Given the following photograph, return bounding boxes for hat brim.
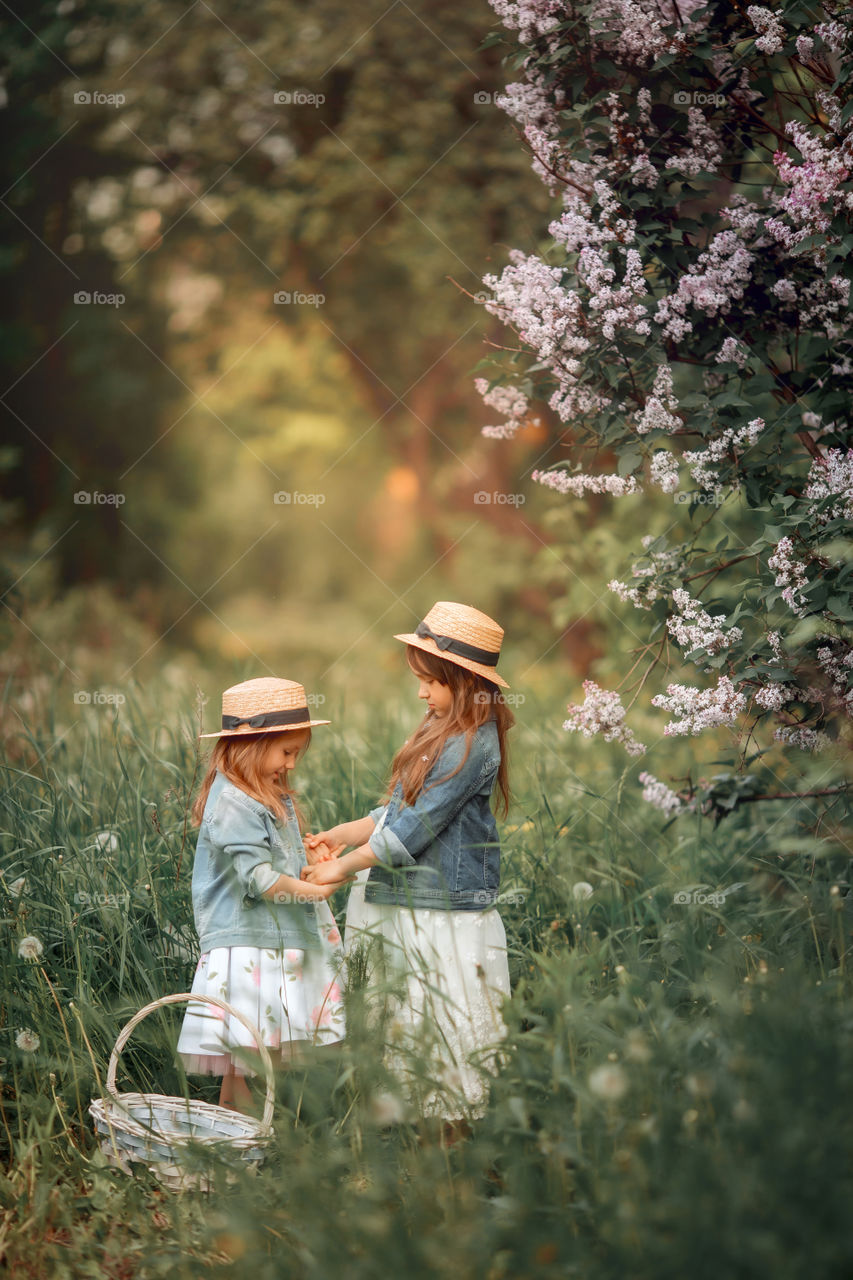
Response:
[199,718,331,739]
[394,633,510,689]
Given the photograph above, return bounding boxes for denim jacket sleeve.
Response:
[368,732,493,868]
[207,789,278,906]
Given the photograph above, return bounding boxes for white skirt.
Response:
[175,902,346,1078]
[344,868,510,1119]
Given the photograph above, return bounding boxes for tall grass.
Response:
[0,675,850,1278]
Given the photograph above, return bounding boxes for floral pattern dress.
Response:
[176,903,346,1077]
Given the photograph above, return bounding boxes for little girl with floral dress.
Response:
[175,677,347,1112]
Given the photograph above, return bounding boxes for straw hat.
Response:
[199,678,330,738]
[394,602,509,688]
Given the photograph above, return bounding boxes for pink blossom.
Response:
[747,6,786,55]
[656,229,755,340]
[634,364,681,435]
[804,448,853,523]
[638,771,691,814]
[667,588,743,656]
[310,1004,333,1029]
[774,725,831,752]
[533,468,641,497]
[767,537,810,615]
[474,377,537,439]
[651,676,747,736]
[649,451,680,493]
[563,680,647,755]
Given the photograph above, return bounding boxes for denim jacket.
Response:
[364,720,502,911]
[191,771,321,952]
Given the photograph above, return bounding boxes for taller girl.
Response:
[303,602,514,1124]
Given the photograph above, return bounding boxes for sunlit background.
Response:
[1,0,627,725]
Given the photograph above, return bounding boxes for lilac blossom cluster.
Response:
[766,120,853,250]
[634,363,681,435]
[747,6,786,56]
[649,450,680,493]
[608,537,687,608]
[682,418,765,497]
[774,725,832,752]
[655,227,755,342]
[753,683,795,711]
[478,0,853,796]
[651,676,748,737]
[804,448,853,523]
[767,536,810,616]
[666,588,744,657]
[638,771,691,814]
[532,468,641,497]
[474,378,538,439]
[816,637,853,715]
[563,679,647,756]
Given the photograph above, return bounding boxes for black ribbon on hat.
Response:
[415,620,499,666]
[221,707,310,730]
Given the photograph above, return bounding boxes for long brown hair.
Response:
[387,646,514,817]
[191,729,311,826]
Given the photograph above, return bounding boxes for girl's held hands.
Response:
[305,829,343,850]
[302,836,346,866]
[301,860,354,887]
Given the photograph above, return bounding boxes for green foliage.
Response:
[0,674,850,1275]
[473,0,853,832]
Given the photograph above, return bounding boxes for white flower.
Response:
[16,1029,40,1053]
[635,363,681,435]
[666,588,743,656]
[94,831,119,853]
[367,1090,409,1126]
[533,468,642,498]
[17,935,44,961]
[649,451,680,493]
[638,772,689,815]
[588,1063,628,1101]
[563,680,647,755]
[774,725,831,752]
[652,675,747,736]
[572,881,594,900]
[747,6,786,55]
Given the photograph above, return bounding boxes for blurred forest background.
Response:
[1,0,628,723]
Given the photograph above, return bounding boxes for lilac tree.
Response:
[476,1,852,821]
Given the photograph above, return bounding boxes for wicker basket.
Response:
[88,992,276,1192]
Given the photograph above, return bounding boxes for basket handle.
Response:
[106,992,276,1132]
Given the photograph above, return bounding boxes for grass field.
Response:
[1,675,851,1278]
